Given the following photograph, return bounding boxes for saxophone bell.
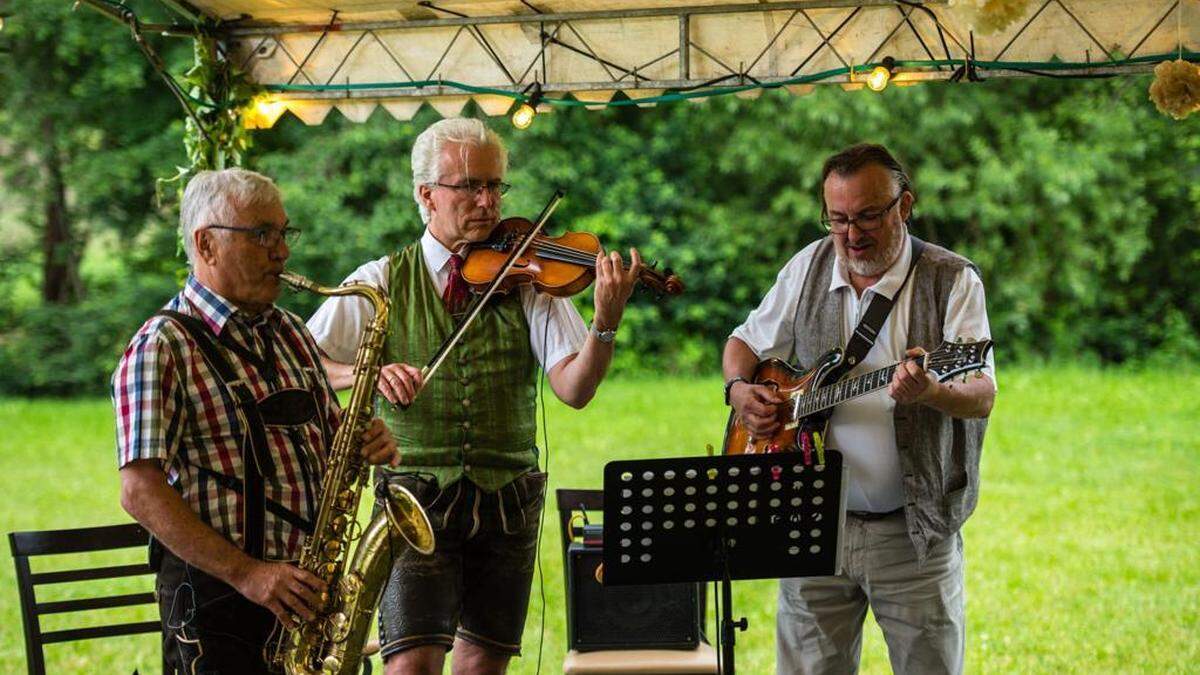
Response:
[383,483,436,555]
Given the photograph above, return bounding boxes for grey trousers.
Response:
[776,512,965,675]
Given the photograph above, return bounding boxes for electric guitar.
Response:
[723,339,993,456]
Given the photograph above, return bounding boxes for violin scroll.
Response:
[637,260,685,298]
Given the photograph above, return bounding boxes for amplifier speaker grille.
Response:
[567,545,703,652]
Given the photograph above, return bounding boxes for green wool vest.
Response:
[377,242,539,492]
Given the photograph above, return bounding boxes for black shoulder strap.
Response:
[157,310,240,382]
[827,235,926,381]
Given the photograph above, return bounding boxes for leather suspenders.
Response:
[156,310,313,559]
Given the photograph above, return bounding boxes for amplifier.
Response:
[566,543,703,652]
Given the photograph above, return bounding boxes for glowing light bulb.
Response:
[866,66,891,91]
[866,57,895,92]
[243,96,286,129]
[511,103,536,130]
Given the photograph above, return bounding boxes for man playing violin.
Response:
[723,144,995,675]
[307,117,641,675]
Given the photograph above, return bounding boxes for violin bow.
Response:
[398,189,566,409]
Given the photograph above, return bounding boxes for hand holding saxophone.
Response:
[352,414,400,466]
[232,559,327,629]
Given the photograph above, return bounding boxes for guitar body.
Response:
[721,338,992,456]
[723,348,845,455]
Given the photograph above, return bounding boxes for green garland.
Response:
[157,38,262,205]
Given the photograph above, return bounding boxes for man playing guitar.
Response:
[722,144,995,675]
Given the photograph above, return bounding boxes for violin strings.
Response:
[509,232,659,276]
[529,240,637,270]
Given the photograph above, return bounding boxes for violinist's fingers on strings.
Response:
[627,248,643,281]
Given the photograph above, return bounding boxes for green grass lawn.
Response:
[2,367,1198,673]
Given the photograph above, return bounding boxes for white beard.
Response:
[845,224,906,278]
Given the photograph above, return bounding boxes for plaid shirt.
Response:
[112,276,341,560]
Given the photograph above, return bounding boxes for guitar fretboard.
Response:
[782,340,989,424]
[794,363,899,418]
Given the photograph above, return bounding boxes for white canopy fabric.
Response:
[184,0,1197,125]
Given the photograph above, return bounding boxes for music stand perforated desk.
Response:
[602,452,847,675]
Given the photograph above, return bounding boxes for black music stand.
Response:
[602,452,847,675]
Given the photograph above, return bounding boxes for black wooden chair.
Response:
[9,522,163,674]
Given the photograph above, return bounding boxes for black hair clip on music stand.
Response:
[602,452,847,674]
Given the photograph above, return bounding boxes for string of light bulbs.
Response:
[259,50,1199,128]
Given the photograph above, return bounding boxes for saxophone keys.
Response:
[323,540,343,558]
[339,573,362,601]
[323,611,351,642]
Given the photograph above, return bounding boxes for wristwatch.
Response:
[724,376,749,405]
[591,323,617,343]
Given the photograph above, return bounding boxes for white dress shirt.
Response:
[731,235,996,512]
[307,229,588,372]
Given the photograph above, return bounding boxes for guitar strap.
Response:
[824,235,926,383]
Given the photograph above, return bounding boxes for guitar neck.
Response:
[793,361,906,419]
[779,339,989,426]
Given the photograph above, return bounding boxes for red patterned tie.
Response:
[443,254,469,314]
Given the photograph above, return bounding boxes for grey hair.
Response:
[411,118,508,223]
[819,143,916,219]
[180,168,282,266]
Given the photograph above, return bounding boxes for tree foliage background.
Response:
[1,0,1197,396]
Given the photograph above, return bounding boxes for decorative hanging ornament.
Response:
[949,0,1032,35]
[1149,59,1200,120]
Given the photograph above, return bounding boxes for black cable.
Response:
[714,577,722,674]
[533,294,554,674]
[895,0,954,64]
[82,0,217,147]
[676,73,739,92]
[1002,67,1117,79]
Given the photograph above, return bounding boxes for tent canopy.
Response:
[170,1,1196,124]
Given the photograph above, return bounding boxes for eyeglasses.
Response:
[821,193,902,234]
[205,223,301,248]
[432,180,512,197]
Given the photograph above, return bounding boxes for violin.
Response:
[460,216,685,298]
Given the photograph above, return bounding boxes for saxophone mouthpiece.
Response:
[278,270,315,293]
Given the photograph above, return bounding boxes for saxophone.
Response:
[272,271,435,675]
